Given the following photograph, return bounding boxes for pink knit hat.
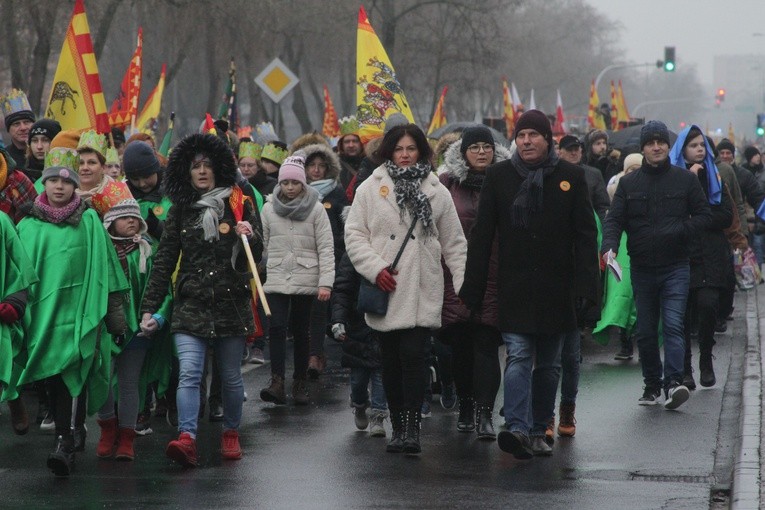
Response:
[278,153,307,184]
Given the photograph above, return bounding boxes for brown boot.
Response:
[96,417,119,458]
[114,428,136,461]
[557,402,576,437]
[260,374,286,405]
[7,397,29,435]
[307,355,323,379]
[292,379,309,406]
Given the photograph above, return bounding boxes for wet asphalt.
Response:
[0,292,748,509]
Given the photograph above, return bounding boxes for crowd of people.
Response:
[1,85,764,474]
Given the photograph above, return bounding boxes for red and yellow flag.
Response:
[588,80,606,130]
[321,85,341,138]
[202,113,216,135]
[616,80,630,126]
[502,79,515,136]
[46,0,110,133]
[356,6,414,143]
[108,28,143,129]
[427,86,448,135]
[609,81,619,131]
[135,63,166,135]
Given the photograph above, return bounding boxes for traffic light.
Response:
[664,47,676,72]
[715,88,726,107]
[757,113,765,137]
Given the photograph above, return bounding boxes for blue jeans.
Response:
[630,263,690,391]
[350,368,387,411]
[501,332,566,437]
[175,333,245,438]
[559,329,581,405]
[752,233,765,266]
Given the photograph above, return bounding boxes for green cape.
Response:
[0,213,38,395]
[593,232,637,345]
[11,209,129,412]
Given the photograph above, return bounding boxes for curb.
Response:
[731,286,762,509]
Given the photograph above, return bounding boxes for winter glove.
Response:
[375,268,398,292]
[0,302,20,324]
[331,323,347,341]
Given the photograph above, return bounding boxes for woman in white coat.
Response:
[345,124,467,455]
[259,154,335,406]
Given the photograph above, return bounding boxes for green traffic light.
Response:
[664,62,675,72]
[757,127,765,137]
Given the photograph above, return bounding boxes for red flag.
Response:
[109,28,143,129]
[321,85,341,138]
[553,89,567,136]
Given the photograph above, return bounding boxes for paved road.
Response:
[0,292,750,509]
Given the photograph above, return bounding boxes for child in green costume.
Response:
[14,149,128,477]
[94,189,172,462]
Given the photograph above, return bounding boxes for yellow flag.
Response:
[427,86,448,135]
[356,6,414,143]
[46,0,110,132]
[502,78,515,136]
[616,80,630,126]
[588,80,605,130]
[135,63,166,135]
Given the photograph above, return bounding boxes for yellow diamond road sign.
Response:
[255,58,299,103]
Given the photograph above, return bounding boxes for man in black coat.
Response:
[601,121,711,410]
[460,110,599,459]
[558,134,611,223]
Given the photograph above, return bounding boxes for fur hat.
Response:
[123,141,160,179]
[513,109,553,146]
[301,143,341,181]
[278,154,307,185]
[640,121,670,148]
[290,132,330,153]
[164,133,238,206]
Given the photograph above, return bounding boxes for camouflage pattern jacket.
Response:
[141,199,263,339]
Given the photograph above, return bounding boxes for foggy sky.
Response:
[586,0,765,87]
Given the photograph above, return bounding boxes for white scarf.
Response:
[191,187,232,242]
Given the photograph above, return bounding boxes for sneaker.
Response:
[40,412,55,433]
[664,383,690,410]
[420,399,431,418]
[497,430,533,460]
[439,383,457,410]
[221,429,242,460]
[638,386,661,406]
[166,432,198,467]
[531,436,553,456]
[241,345,250,364]
[352,403,369,430]
[369,410,387,437]
[249,348,265,365]
[135,412,153,436]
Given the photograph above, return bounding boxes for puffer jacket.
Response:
[261,192,335,295]
[436,140,511,329]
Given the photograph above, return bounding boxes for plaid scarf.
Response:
[0,170,38,224]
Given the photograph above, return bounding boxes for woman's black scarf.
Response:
[384,159,435,236]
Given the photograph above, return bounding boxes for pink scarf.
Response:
[34,192,82,224]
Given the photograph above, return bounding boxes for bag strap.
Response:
[389,217,418,271]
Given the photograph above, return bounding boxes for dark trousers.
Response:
[377,327,430,412]
[442,323,501,407]
[267,293,313,379]
[49,375,86,437]
[685,287,720,360]
[309,298,329,357]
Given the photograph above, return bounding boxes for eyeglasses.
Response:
[467,144,494,154]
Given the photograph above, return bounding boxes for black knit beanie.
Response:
[123,141,160,179]
[460,126,494,155]
[640,121,670,148]
[28,118,61,143]
[716,138,735,155]
[513,109,553,146]
[744,146,761,163]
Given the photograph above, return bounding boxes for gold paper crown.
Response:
[239,141,262,160]
[105,147,120,165]
[261,143,288,165]
[339,116,360,136]
[44,148,79,172]
[77,130,108,158]
[91,180,133,217]
[1,88,32,119]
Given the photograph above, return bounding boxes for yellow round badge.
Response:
[219,223,231,234]
[380,186,389,197]
[324,202,332,209]
[559,181,571,192]
[153,205,164,216]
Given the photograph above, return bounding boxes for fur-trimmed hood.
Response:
[164,133,238,205]
[300,143,342,181]
[436,139,513,182]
